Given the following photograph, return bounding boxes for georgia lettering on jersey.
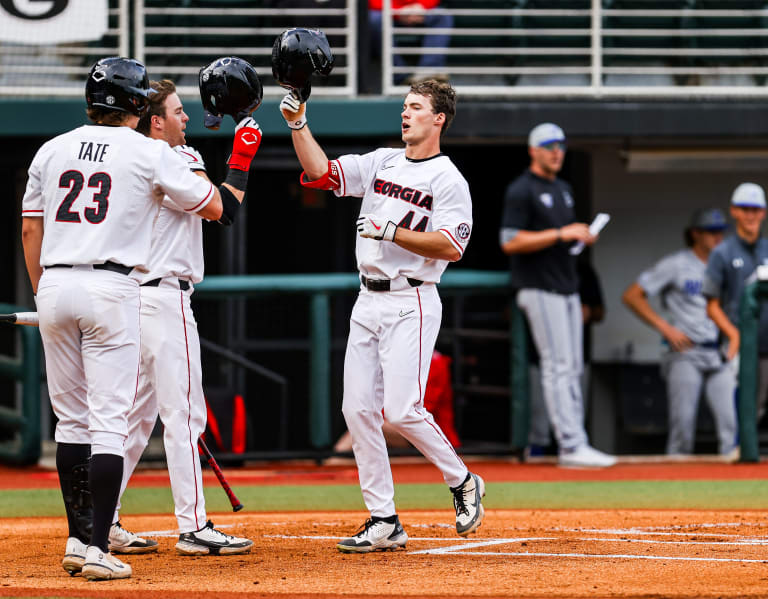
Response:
[333,147,473,282]
[21,126,214,272]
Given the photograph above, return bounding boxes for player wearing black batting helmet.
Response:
[272,27,334,102]
[85,57,155,116]
[199,56,262,130]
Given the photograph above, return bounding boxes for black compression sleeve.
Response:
[224,167,249,191]
[217,185,241,226]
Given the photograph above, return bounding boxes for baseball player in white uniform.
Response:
[280,79,485,553]
[110,80,254,556]
[20,57,260,581]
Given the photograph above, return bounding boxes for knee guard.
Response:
[59,462,93,542]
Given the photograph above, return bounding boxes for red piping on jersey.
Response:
[180,291,201,528]
[335,160,347,196]
[438,228,464,254]
[186,183,214,212]
[22,209,43,214]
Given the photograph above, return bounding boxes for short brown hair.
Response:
[85,107,133,126]
[136,79,176,135]
[409,79,457,135]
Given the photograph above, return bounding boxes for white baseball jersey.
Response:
[21,125,214,270]
[143,196,204,283]
[334,148,473,281]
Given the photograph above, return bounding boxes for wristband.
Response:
[224,167,249,192]
[287,115,307,130]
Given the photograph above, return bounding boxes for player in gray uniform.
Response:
[500,123,616,468]
[623,208,737,456]
[703,183,768,420]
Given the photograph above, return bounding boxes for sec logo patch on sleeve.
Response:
[456,223,471,242]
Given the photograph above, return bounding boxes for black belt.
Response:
[696,341,720,350]
[48,261,133,276]
[141,278,190,291]
[360,274,423,292]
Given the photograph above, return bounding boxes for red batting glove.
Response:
[228,116,262,171]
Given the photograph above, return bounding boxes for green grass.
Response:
[3,479,768,518]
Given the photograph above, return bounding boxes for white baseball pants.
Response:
[115,281,207,533]
[517,288,588,451]
[36,267,141,455]
[342,284,467,518]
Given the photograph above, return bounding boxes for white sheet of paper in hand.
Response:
[569,212,610,255]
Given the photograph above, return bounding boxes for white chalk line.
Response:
[265,528,768,563]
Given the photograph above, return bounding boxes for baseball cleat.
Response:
[62,536,87,576]
[558,444,617,468]
[108,521,159,554]
[175,520,253,556]
[452,472,485,536]
[337,515,408,553]
[81,545,132,581]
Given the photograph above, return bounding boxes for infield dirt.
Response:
[2,508,768,598]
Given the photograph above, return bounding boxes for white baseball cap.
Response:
[731,182,767,208]
[528,122,566,148]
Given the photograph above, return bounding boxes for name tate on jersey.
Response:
[78,142,109,163]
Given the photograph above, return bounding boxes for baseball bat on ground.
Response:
[198,437,244,512]
[0,312,39,326]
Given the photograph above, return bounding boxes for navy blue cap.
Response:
[689,208,727,231]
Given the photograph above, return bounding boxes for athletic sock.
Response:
[89,453,124,552]
[56,442,91,543]
[371,514,398,524]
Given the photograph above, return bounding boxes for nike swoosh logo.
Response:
[381,165,395,170]
[370,220,381,230]
[399,309,415,317]
[179,151,199,162]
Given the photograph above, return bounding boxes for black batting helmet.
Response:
[199,57,263,128]
[272,28,334,99]
[85,57,155,116]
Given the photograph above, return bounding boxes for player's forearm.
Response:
[501,228,559,254]
[291,126,329,180]
[706,298,738,339]
[196,185,245,222]
[622,283,669,334]
[21,217,44,294]
[393,228,461,262]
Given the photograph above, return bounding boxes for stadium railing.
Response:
[3,1,768,99]
[380,0,768,97]
[736,274,768,462]
[0,303,41,465]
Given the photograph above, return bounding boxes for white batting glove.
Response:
[174,145,206,173]
[235,116,260,133]
[357,213,397,242]
[279,91,307,130]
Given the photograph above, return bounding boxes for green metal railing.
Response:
[0,303,42,465]
[737,278,768,462]
[195,270,529,450]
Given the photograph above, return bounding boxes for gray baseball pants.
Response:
[661,348,737,455]
[517,289,588,451]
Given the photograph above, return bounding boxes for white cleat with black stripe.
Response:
[337,516,408,553]
[62,537,87,576]
[108,521,158,554]
[175,520,253,556]
[452,472,486,536]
